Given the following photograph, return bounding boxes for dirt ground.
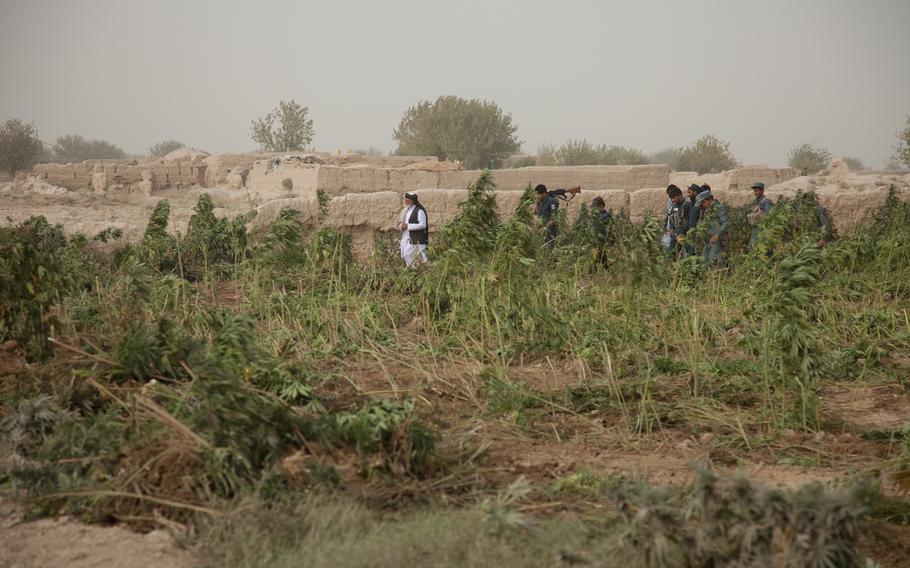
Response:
[0,494,195,568]
[2,355,910,565]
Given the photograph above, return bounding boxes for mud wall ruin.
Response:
[245,162,672,204]
[252,172,910,258]
[20,152,910,259]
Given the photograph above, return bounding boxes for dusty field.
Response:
[3,169,910,566]
[0,494,194,568]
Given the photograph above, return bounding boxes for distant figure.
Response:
[695,190,729,265]
[535,184,559,248]
[399,192,428,267]
[662,185,681,253]
[591,196,613,242]
[681,183,706,256]
[815,205,834,249]
[747,182,773,251]
[591,196,613,267]
[665,185,692,257]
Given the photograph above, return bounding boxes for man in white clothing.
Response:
[399,192,429,267]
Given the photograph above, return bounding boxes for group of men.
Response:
[398,182,787,267]
[663,182,774,263]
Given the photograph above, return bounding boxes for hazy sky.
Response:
[2,0,908,167]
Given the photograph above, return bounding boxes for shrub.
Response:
[345,146,384,156]
[647,146,680,167]
[893,115,910,169]
[672,135,737,174]
[0,118,45,175]
[251,99,314,152]
[49,134,126,163]
[393,95,521,169]
[148,140,185,157]
[0,217,75,355]
[612,469,873,567]
[510,155,537,168]
[535,140,648,166]
[788,142,832,175]
[842,156,864,170]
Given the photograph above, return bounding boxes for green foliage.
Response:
[613,470,872,567]
[251,99,315,152]
[93,227,123,243]
[148,139,185,157]
[788,142,833,175]
[536,140,648,166]
[134,199,179,273]
[750,191,835,258]
[0,118,45,175]
[758,242,822,430]
[183,193,253,278]
[893,115,910,169]
[672,135,737,174]
[113,316,200,380]
[1,395,71,463]
[5,157,910,558]
[431,171,500,260]
[254,203,352,282]
[49,134,126,162]
[393,95,521,169]
[129,195,252,280]
[0,217,75,355]
[331,398,435,474]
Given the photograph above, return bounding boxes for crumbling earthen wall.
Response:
[245,162,671,204]
[669,166,799,192]
[34,158,207,193]
[252,175,910,255]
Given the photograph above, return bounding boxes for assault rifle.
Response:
[549,186,581,203]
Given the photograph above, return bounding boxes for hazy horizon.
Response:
[2,0,908,168]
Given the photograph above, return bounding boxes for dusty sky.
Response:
[1,0,908,167]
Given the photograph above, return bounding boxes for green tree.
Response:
[393,95,521,169]
[251,99,314,152]
[648,146,680,167]
[148,140,185,157]
[893,115,910,169]
[672,135,737,174]
[0,118,45,175]
[50,135,126,162]
[787,142,832,175]
[842,156,864,170]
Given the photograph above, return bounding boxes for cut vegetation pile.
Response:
[3,174,910,566]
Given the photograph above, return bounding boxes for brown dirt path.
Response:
[0,495,195,568]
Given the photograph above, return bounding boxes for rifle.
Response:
[549,186,581,203]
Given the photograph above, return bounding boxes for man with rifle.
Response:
[535,184,559,248]
[534,184,580,248]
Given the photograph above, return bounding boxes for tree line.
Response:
[2,98,909,176]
